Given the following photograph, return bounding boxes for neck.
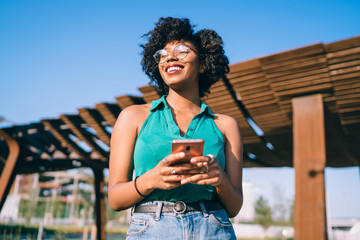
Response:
[166,88,201,112]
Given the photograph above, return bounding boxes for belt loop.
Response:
[199,201,209,217]
[131,206,135,216]
[155,202,163,220]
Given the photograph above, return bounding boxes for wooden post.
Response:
[92,167,106,240]
[292,94,327,240]
[0,130,20,211]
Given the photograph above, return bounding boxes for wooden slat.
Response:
[60,115,108,162]
[324,35,360,52]
[78,108,111,147]
[138,85,160,103]
[95,103,120,127]
[116,95,145,109]
[42,119,87,159]
[259,43,324,64]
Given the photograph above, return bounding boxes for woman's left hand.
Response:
[180,155,225,187]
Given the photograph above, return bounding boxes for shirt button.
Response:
[185,135,189,138]
[188,128,193,131]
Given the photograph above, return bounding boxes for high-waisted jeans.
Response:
[126,201,236,240]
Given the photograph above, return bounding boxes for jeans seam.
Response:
[209,213,233,228]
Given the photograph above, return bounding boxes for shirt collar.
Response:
[150,95,216,118]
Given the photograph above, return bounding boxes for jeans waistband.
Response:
[132,200,223,215]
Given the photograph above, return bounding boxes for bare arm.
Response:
[215,115,243,217]
[108,105,146,211]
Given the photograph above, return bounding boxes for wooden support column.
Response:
[0,130,20,211]
[292,94,327,240]
[92,167,106,240]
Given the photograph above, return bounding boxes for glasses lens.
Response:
[154,49,168,63]
[175,45,189,60]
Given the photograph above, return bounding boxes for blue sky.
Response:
[1,0,359,218]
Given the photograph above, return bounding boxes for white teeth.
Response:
[167,66,182,72]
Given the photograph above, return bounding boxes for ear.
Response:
[199,63,205,74]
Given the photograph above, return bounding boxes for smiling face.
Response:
[158,40,204,94]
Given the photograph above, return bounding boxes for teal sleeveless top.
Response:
[133,96,225,203]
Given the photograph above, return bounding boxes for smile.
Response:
[166,64,184,74]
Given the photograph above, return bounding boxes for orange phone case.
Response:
[171,139,204,162]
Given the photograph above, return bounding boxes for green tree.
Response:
[288,198,294,226]
[272,185,289,226]
[254,196,273,232]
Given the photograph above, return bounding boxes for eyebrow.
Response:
[163,44,190,51]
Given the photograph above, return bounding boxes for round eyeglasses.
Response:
[153,45,198,64]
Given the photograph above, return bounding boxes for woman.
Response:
[108,17,243,239]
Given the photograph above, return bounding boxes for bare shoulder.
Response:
[118,103,151,119]
[113,103,152,131]
[213,113,241,136]
[214,113,239,128]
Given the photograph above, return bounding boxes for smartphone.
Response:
[171,139,204,163]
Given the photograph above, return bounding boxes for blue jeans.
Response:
[126,202,236,240]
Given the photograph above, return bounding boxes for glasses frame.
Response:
[153,44,198,64]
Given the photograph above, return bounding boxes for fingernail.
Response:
[178,152,185,157]
[181,180,187,184]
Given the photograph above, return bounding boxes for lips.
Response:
[165,64,184,74]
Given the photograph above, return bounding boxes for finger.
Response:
[183,164,213,174]
[180,170,218,184]
[160,164,198,175]
[162,174,194,182]
[163,152,186,166]
[190,155,217,167]
[192,178,219,185]
[160,182,182,189]
[184,168,205,174]
[189,157,209,168]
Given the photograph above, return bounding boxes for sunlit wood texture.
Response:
[0,129,19,210]
[116,95,146,109]
[95,103,121,127]
[264,43,331,166]
[60,114,108,161]
[326,37,360,163]
[228,59,291,135]
[42,119,90,160]
[228,35,360,167]
[203,80,287,167]
[138,85,161,103]
[78,108,111,147]
[227,59,292,166]
[204,80,259,144]
[292,94,327,240]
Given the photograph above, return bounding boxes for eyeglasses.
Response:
[153,45,198,64]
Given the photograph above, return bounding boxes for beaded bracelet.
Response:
[134,176,147,198]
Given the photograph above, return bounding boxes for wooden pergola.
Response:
[1,35,359,240]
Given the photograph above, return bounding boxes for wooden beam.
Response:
[0,129,20,211]
[91,167,106,240]
[292,94,327,240]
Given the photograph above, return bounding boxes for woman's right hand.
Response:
[138,152,201,193]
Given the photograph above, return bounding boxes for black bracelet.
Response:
[134,176,147,198]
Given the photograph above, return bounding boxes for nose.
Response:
[165,49,178,62]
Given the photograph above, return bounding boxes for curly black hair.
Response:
[140,17,230,97]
